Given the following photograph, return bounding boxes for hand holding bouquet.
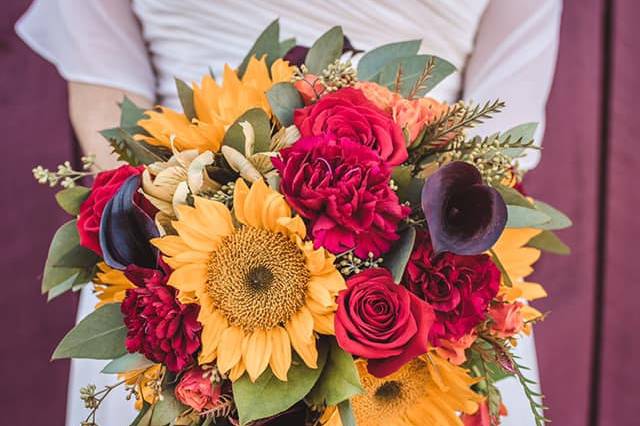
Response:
[34,22,571,426]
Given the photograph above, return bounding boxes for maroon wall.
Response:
[1,1,638,425]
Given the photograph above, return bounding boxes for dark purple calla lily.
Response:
[421,161,507,255]
[283,36,363,67]
[99,174,159,270]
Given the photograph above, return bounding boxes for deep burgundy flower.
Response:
[402,230,500,345]
[121,266,202,373]
[336,268,435,377]
[293,87,407,166]
[273,134,410,257]
[77,165,143,255]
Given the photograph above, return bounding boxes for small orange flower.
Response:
[435,333,477,365]
[489,302,525,339]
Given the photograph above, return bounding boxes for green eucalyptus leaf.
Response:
[267,82,304,127]
[495,185,533,208]
[382,227,417,283]
[391,166,423,206]
[377,55,455,97]
[279,37,297,57]
[505,206,551,228]
[42,220,97,294]
[175,78,196,121]
[526,230,571,255]
[499,123,538,158]
[55,186,91,215]
[222,108,272,154]
[357,40,421,81]
[305,26,344,74]
[532,201,572,230]
[100,127,167,166]
[307,339,363,406]
[46,275,76,302]
[101,353,155,374]
[52,303,127,360]
[120,96,148,129]
[233,343,328,426]
[338,400,357,426]
[238,19,280,77]
[130,403,151,426]
[147,389,187,426]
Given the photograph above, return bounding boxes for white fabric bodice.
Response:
[131,0,488,108]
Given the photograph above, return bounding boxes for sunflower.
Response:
[322,354,482,426]
[152,178,344,382]
[136,57,294,153]
[93,262,135,308]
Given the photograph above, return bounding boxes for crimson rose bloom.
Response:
[77,165,143,255]
[402,230,500,345]
[293,87,408,166]
[121,266,202,373]
[273,134,410,257]
[335,268,435,377]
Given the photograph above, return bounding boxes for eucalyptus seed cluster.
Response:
[206,181,236,207]
[337,251,384,277]
[320,59,357,92]
[32,155,96,188]
[447,136,517,186]
[79,384,99,409]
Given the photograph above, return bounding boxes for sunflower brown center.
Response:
[206,226,310,331]
[374,381,403,401]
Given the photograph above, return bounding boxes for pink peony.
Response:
[293,87,407,166]
[175,367,222,412]
[272,134,410,258]
[121,266,202,373]
[402,230,500,345]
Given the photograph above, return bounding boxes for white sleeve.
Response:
[15,0,156,100]
[463,0,562,171]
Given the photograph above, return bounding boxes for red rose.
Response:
[174,367,223,412]
[121,266,202,373]
[402,231,500,345]
[335,268,435,377]
[77,165,143,255]
[272,134,410,258]
[293,87,407,166]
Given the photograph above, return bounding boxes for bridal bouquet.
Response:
[34,22,571,426]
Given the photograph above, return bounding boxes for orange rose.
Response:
[293,74,325,104]
[489,302,525,338]
[435,333,476,365]
[355,81,398,111]
[392,97,447,142]
[174,368,222,412]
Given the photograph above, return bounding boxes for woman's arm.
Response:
[68,83,152,169]
[463,0,562,171]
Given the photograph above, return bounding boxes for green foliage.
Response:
[499,123,538,158]
[232,343,329,425]
[506,205,551,228]
[52,303,127,360]
[119,96,148,129]
[42,220,98,299]
[307,339,363,406]
[527,230,571,255]
[495,185,531,208]
[267,82,304,127]
[338,400,357,426]
[305,26,344,74]
[382,227,417,283]
[532,201,572,230]
[357,40,421,81]
[175,78,196,121]
[55,186,91,215]
[238,19,281,77]
[100,127,167,166]
[279,37,297,57]
[101,353,155,374]
[222,108,272,154]
[391,165,423,206]
[377,55,455,98]
[134,389,187,426]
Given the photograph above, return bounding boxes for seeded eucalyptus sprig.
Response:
[32,155,97,188]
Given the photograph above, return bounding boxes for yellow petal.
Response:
[233,178,250,225]
[198,311,229,364]
[151,235,192,256]
[269,327,292,381]
[311,311,335,335]
[242,178,270,228]
[229,358,246,381]
[285,307,318,368]
[217,326,245,374]
[276,216,307,239]
[167,264,207,293]
[261,192,291,233]
[193,196,235,236]
[307,277,335,308]
[244,329,272,382]
[172,220,220,253]
[163,250,210,270]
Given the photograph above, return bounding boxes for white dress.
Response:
[16,1,562,425]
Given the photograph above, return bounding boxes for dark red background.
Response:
[1,1,638,425]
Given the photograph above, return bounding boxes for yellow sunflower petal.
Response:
[150,235,192,256]
[163,250,210,270]
[269,327,292,381]
[244,329,272,382]
[242,178,270,228]
[307,277,335,308]
[285,307,318,368]
[167,264,207,293]
[232,178,250,225]
[276,216,307,239]
[229,358,247,381]
[217,326,245,374]
[198,311,229,364]
[193,196,235,236]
